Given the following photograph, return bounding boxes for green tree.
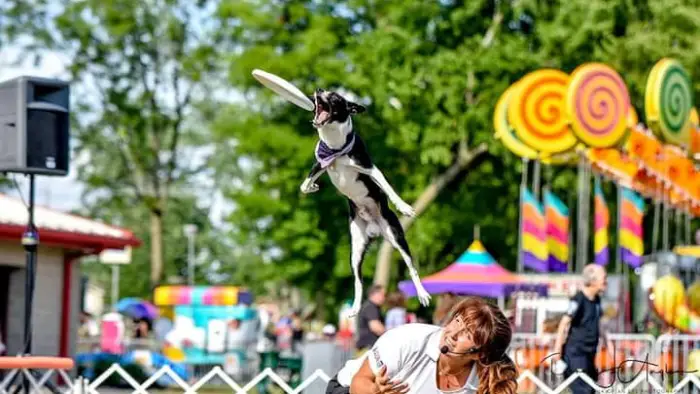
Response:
[41,0,225,289]
[0,0,51,50]
[211,0,700,318]
[209,0,540,317]
[80,195,229,300]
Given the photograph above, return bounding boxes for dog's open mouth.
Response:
[313,94,331,127]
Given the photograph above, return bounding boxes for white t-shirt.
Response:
[338,352,369,386]
[367,323,479,394]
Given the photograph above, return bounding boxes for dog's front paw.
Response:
[416,287,432,307]
[300,180,319,194]
[395,201,416,217]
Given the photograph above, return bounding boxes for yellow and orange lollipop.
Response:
[494,82,538,160]
[508,69,578,154]
[494,80,576,165]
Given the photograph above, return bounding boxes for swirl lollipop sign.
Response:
[494,82,538,160]
[566,63,631,148]
[507,69,578,154]
[645,58,694,146]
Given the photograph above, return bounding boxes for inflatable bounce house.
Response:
[154,285,256,377]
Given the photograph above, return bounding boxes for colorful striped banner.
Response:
[521,187,548,272]
[619,187,645,268]
[594,177,610,265]
[544,190,569,272]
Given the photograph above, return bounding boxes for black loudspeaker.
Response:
[0,76,70,176]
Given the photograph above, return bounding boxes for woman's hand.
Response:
[373,366,409,394]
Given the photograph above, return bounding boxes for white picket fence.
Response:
[5,333,700,393]
[2,362,700,393]
[43,366,700,394]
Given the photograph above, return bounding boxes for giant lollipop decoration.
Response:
[508,69,578,154]
[495,81,576,164]
[494,82,538,160]
[645,59,694,146]
[566,63,631,148]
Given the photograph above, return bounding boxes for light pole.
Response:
[184,224,198,286]
[99,247,132,307]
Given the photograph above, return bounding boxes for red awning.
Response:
[0,194,140,252]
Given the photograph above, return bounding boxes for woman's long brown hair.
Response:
[446,297,518,394]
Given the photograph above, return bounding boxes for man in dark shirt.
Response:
[355,285,386,355]
[552,264,613,394]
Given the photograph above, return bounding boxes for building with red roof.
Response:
[0,193,140,359]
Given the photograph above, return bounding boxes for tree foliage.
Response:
[210,0,700,317]
[81,195,229,300]
[10,0,700,317]
[41,0,226,290]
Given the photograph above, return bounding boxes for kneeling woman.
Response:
[349,297,518,394]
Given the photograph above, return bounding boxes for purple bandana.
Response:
[315,133,355,168]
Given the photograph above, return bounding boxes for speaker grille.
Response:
[26,109,69,172]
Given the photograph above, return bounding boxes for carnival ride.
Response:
[643,246,700,335]
[493,58,699,379]
[494,58,698,280]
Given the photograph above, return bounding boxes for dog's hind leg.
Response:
[348,217,371,317]
[379,208,432,307]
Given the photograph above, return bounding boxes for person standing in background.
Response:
[290,309,305,354]
[385,292,407,330]
[551,264,612,394]
[355,285,386,356]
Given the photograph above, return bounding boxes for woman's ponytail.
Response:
[477,354,518,394]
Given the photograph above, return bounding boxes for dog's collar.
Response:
[315,132,355,168]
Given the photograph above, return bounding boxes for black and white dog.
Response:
[300,88,431,316]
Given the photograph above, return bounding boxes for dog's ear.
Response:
[347,101,366,114]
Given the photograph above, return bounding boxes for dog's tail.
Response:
[366,221,382,238]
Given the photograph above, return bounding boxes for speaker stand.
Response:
[18,174,39,394]
[11,175,62,394]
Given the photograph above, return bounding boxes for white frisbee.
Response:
[252,69,315,112]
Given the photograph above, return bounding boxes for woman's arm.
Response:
[350,359,376,394]
[350,360,407,394]
[351,324,418,394]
